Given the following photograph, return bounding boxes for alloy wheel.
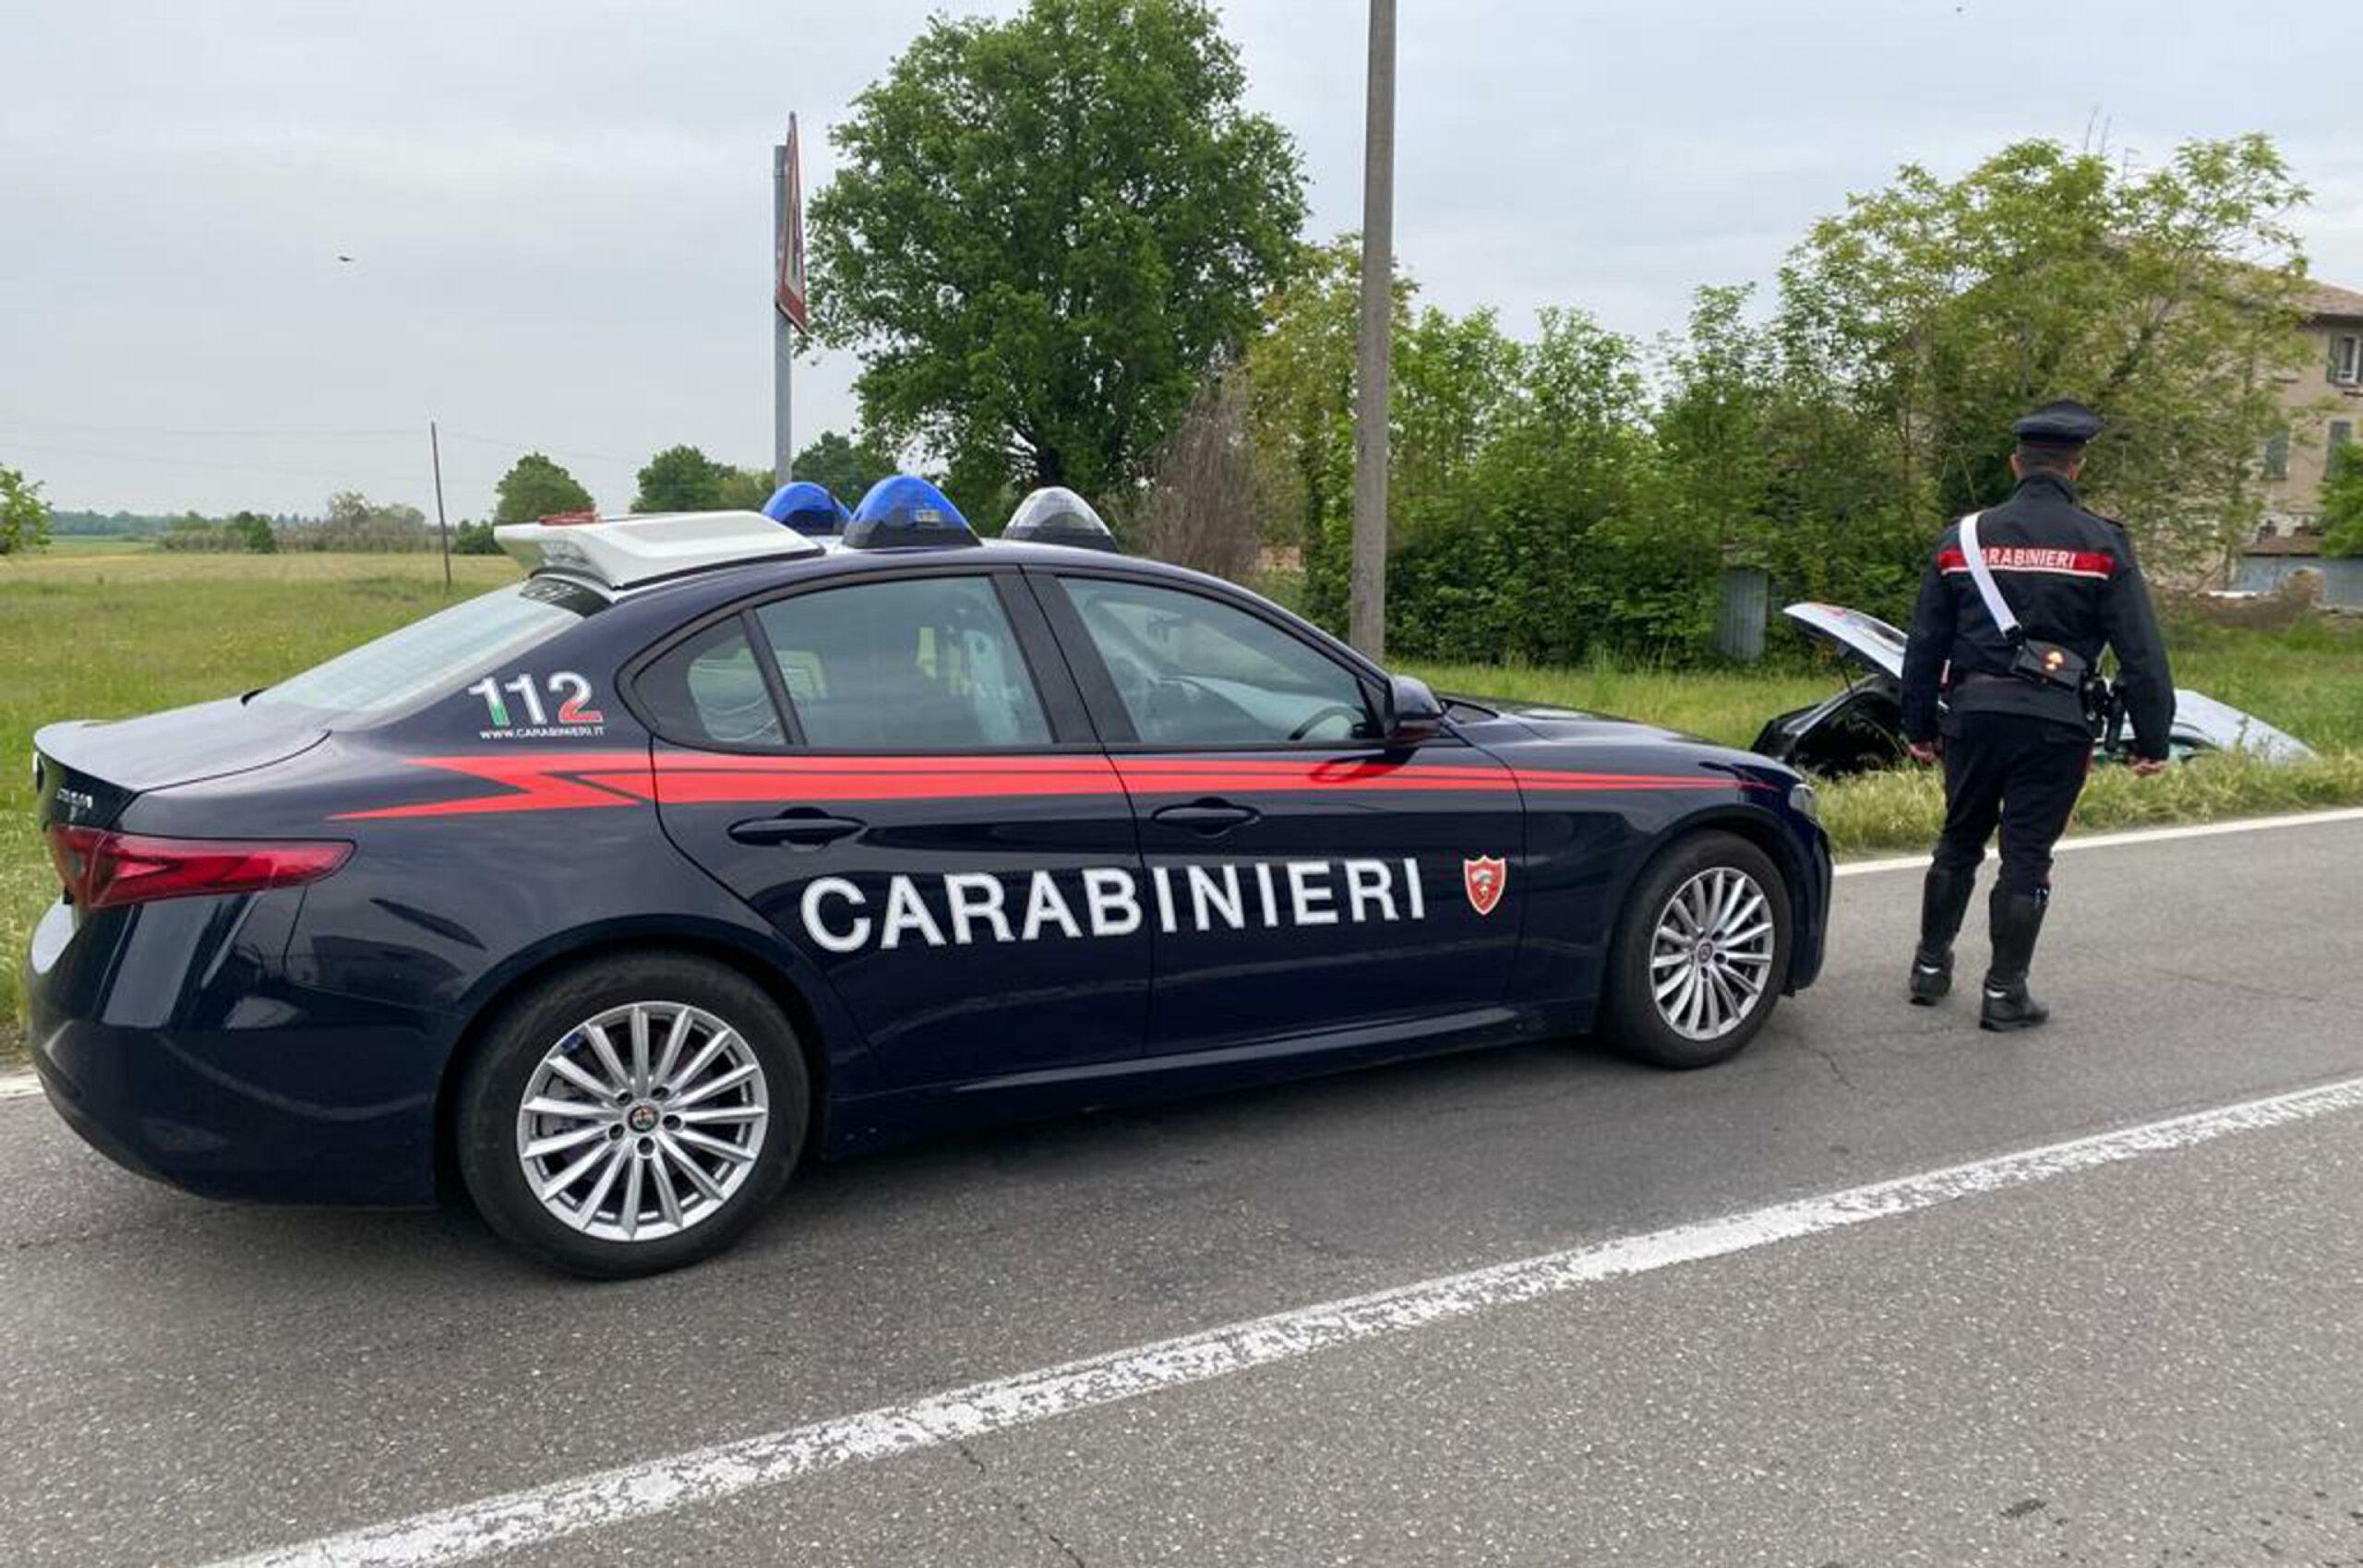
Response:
[512,1001,770,1242]
[1649,867,1776,1042]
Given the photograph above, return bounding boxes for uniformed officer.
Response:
[1899,400,2174,1031]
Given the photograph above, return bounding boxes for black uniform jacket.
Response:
[1899,472,2174,760]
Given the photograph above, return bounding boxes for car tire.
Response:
[455,953,808,1278]
[1601,831,1791,1070]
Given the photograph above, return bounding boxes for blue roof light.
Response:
[843,474,980,551]
[762,480,851,536]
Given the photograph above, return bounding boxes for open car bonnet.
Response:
[1782,603,1906,683]
[1777,602,2315,763]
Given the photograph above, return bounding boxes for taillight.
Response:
[45,826,351,910]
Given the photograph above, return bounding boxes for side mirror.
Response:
[1383,675,1446,743]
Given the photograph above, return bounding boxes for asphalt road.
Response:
[5,813,2362,1568]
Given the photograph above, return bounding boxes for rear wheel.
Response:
[1602,832,1790,1069]
[455,954,807,1277]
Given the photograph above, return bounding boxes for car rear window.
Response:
[254,578,606,719]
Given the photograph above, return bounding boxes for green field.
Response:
[5,549,2359,1048]
[43,535,160,556]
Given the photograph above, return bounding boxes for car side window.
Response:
[1058,577,1377,747]
[752,577,1052,749]
[637,618,787,748]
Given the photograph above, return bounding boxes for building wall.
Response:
[2260,317,2363,533]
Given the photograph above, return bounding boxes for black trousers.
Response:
[1933,711,2092,895]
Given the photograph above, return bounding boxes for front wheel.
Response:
[455,954,808,1277]
[1601,832,1791,1069]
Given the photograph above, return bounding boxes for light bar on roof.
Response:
[495,510,822,590]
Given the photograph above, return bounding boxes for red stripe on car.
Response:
[335,751,1748,820]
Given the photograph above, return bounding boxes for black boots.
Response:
[1908,863,1978,1005]
[1980,885,2051,1032]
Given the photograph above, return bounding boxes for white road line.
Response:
[209,1070,2363,1568]
[0,1071,41,1101]
[1835,804,2363,878]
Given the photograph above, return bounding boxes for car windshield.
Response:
[253,577,606,719]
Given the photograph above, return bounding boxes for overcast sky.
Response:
[4,0,2359,521]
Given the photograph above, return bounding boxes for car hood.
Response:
[1781,603,1907,683]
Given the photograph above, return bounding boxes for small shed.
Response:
[2231,535,2363,608]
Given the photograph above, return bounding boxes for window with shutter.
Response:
[2262,429,2291,480]
[2335,334,2362,386]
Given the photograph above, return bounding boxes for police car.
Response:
[26,479,1830,1276]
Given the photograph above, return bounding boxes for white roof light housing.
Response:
[495,511,822,592]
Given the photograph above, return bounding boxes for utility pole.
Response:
[428,419,451,590]
[1350,0,1397,659]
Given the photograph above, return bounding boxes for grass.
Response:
[3,548,2357,1052]
[42,535,158,556]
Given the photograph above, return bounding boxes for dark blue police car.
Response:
[26,480,1830,1275]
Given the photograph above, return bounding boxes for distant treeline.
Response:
[50,509,308,538]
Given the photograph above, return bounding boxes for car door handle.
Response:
[1150,798,1261,835]
[728,810,866,848]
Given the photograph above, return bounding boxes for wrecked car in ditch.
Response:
[1751,603,2315,777]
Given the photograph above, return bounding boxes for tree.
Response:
[630,445,727,512]
[791,430,897,507]
[0,463,53,554]
[1132,362,1263,581]
[452,521,503,555]
[1247,239,1669,660]
[280,491,430,551]
[229,509,278,553]
[1775,135,2314,581]
[2321,445,2363,557]
[712,466,775,512]
[492,453,594,524]
[809,0,1306,500]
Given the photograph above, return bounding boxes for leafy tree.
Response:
[0,463,53,554]
[791,430,897,507]
[712,466,775,512]
[2321,445,2363,557]
[492,453,594,524]
[1248,240,1671,659]
[229,509,278,553]
[809,0,1306,499]
[630,445,727,512]
[1775,135,2314,580]
[452,521,503,555]
[1246,237,1409,626]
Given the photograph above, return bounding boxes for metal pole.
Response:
[429,419,451,590]
[773,142,794,485]
[1350,0,1397,659]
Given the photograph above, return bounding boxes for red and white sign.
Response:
[1462,856,1506,917]
[775,114,810,333]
